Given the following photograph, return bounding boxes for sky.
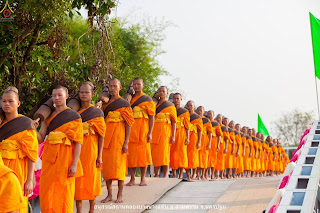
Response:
[93,0,320,134]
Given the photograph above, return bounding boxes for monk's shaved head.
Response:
[2,86,19,100]
[53,85,68,94]
[110,78,122,87]
[133,77,143,83]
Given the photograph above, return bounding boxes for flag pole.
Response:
[315,75,320,119]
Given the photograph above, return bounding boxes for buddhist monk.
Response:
[170,93,190,178]
[0,86,38,213]
[127,77,155,186]
[207,110,222,180]
[235,124,245,178]
[0,153,26,212]
[224,118,234,179]
[243,127,252,178]
[275,139,281,175]
[38,85,83,212]
[229,121,240,178]
[151,86,177,178]
[185,101,202,180]
[266,136,274,176]
[75,82,106,213]
[196,106,212,180]
[99,79,134,203]
[215,114,228,179]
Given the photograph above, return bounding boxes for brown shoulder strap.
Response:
[190,113,201,122]
[234,130,239,135]
[80,106,104,122]
[104,98,130,118]
[156,101,173,114]
[131,95,152,109]
[221,126,228,132]
[177,107,188,117]
[240,133,244,137]
[48,108,81,133]
[211,121,219,127]
[202,117,210,124]
[0,116,35,142]
[246,135,251,140]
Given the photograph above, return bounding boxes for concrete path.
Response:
[145,176,281,213]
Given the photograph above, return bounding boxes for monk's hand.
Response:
[96,156,103,168]
[24,179,33,196]
[206,144,211,150]
[68,164,77,177]
[236,152,239,157]
[147,133,152,143]
[122,142,128,153]
[224,148,227,154]
[249,153,252,157]
[196,142,200,149]
[34,119,40,129]
[170,136,175,144]
[185,138,190,145]
[95,101,103,110]
[217,146,220,151]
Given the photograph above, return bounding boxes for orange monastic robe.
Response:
[40,108,83,213]
[186,114,203,169]
[0,157,26,212]
[216,126,230,171]
[102,98,134,181]
[244,136,252,171]
[226,128,235,169]
[199,118,213,169]
[170,108,191,170]
[256,140,261,172]
[260,142,268,173]
[75,105,106,200]
[208,121,222,168]
[251,137,258,172]
[234,131,243,173]
[128,93,155,168]
[268,146,275,171]
[0,115,38,213]
[274,146,279,172]
[151,101,177,167]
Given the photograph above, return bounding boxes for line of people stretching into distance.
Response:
[0,77,288,213]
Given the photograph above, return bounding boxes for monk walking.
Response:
[171,93,190,178]
[38,85,83,212]
[100,79,134,203]
[0,87,38,213]
[196,106,212,180]
[127,77,155,186]
[185,101,202,180]
[151,86,177,178]
[75,82,106,213]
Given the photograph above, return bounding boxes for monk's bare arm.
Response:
[122,122,131,153]
[196,130,202,149]
[68,142,81,177]
[97,135,104,168]
[37,121,47,143]
[170,118,176,144]
[207,132,212,150]
[24,159,35,196]
[217,136,221,150]
[224,139,228,153]
[147,115,155,142]
[249,146,252,157]
[232,140,235,154]
[185,129,190,145]
[242,143,245,156]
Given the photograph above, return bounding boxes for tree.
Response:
[0,0,169,117]
[271,108,314,146]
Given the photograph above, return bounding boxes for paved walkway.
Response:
[145,176,281,213]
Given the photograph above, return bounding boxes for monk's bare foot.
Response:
[221,176,225,179]
[139,181,147,186]
[101,195,112,203]
[115,197,123,203]
[126,180,135,186]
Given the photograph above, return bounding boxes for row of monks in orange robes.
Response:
[0,78,289,213]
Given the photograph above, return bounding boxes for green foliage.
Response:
[0,0,168,117]
[271,108,314,146]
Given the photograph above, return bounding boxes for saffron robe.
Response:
[244,136,252,171]
[75,105,106,200]
[0,158,26,212]
[234,131,242,173]
[128,93,155,168]
[40,108,83,213]
[186,114,203,169]
[0,115,38,213]
[151,101,177,167]
[170,107,191,170]
[102,97,134,181]
[198,117,213,169]
[216,126,230,171]
[208,121,222,168]
[226,128,235,169]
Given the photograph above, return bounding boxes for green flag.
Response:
[310,12,320,79]
[258,114,269,136]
